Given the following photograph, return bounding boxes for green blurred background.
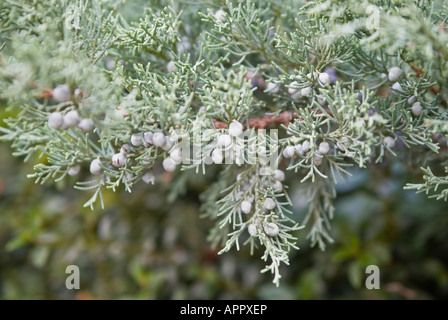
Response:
[1,104,448,300]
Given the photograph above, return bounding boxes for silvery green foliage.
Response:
[1,0,448,285]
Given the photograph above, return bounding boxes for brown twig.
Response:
[409,64,446,107]
[41,88,53,99]
[409,64,440,95]
[212,111,296,129]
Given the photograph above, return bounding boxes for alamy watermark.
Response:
[365,265,380,290]
[366,5,380,31]
[64,263,379,291]
[65,265,80,290]
[163,125,281,173]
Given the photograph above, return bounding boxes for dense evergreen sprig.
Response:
[1,0,448,285]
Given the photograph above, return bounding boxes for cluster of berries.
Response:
[47,85,94,132]
[282,140,330,166]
